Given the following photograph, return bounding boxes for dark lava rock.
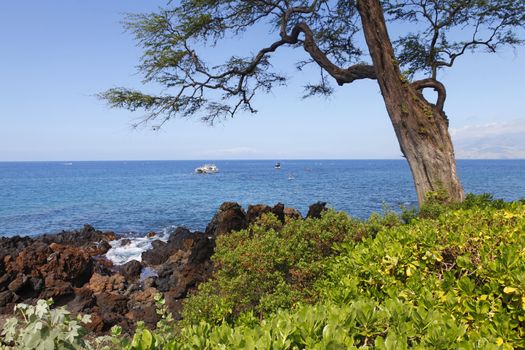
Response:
[205,202,247,236]
[0,273,11,291]
[68,288,96,313]
[143,277,156,289]
[40,277,74,301]
[244,202,290,228]
[142,226,215,300]
[7,275,29,293]
[127,287,160,327]
[155,236,214,299]
[92,256,114,276]
[120,260,142,280]
[96,292,129,315]
[284,207,302,220]
[167,227,213,263]
[271,203,286,223]
[246,204,272,224]
[6,241,51,275]
[0,238,94,308]
[0,236,34,260]
[41,224,116,246]
[141,240,169,266]
[142,227,215,267]
[120,238,132,246]
[0,290,13,307]
[44,244,94,287]
[129,305,158,328]
[41,224,115,256]
[29,277,44,293]
[0,202,314,335]
[88,240,112,256]
[85,314,105,333]
[306,201,328,219]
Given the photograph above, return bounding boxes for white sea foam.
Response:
[105,226,175,265]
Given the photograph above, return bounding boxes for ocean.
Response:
[1,159,524,238]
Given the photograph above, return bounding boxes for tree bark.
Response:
[356,0,464,204]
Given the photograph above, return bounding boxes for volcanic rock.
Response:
[87,273,126,294]
[41,224,116,247]
[141,240,169,266]
[68,287,96,313]
[41,225,115,257]
[306,201,328,219]
[0,290,13,308]
[0,236,33,260]
[284,207,302,220]
[205,202,247,236]
[271,203,286,223]
[126,287,159,327]
[246,204,272,223]
[120,260,142,280]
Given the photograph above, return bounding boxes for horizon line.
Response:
[1,158,524,163]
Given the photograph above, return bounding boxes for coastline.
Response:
[0,201,321,334]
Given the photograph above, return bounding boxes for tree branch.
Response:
[104,1,375,126]
[411,78,446,111]
[288,23,376,85]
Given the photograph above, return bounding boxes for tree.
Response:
[102,0,524,204]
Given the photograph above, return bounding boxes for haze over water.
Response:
[0,160,524,237]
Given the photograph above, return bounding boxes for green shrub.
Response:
[419,193,514,219]
[0,299,92,350]
[320,202,525,348]
[181,211,362,324]
[131,200,525,349]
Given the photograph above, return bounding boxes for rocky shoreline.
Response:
[0,201,326,333]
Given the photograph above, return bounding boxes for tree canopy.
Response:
[102,0,524,128]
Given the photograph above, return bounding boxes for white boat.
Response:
[195,164,219,174]
[274,162,281,169]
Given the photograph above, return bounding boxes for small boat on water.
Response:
[195,164,219,174]
[274,162,281,169]
[288,173,295,180]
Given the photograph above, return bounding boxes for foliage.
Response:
[419,192,515,219]
[181,211,387,324]
[0,299,92,350]
[319,201,525,348]
[117,196,525,349]
[100,1,525,126]
[386,0,525,78]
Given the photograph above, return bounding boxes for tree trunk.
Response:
[356,0,464,205]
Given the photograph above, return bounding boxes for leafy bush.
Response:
[320,201,525,348]
[121,197,525,349]
[0,299,92,349]
[181,211,372,324]
[419,192,514,219]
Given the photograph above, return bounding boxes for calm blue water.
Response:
[0,160,524,237]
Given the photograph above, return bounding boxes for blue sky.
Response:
[0,1,524,161]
